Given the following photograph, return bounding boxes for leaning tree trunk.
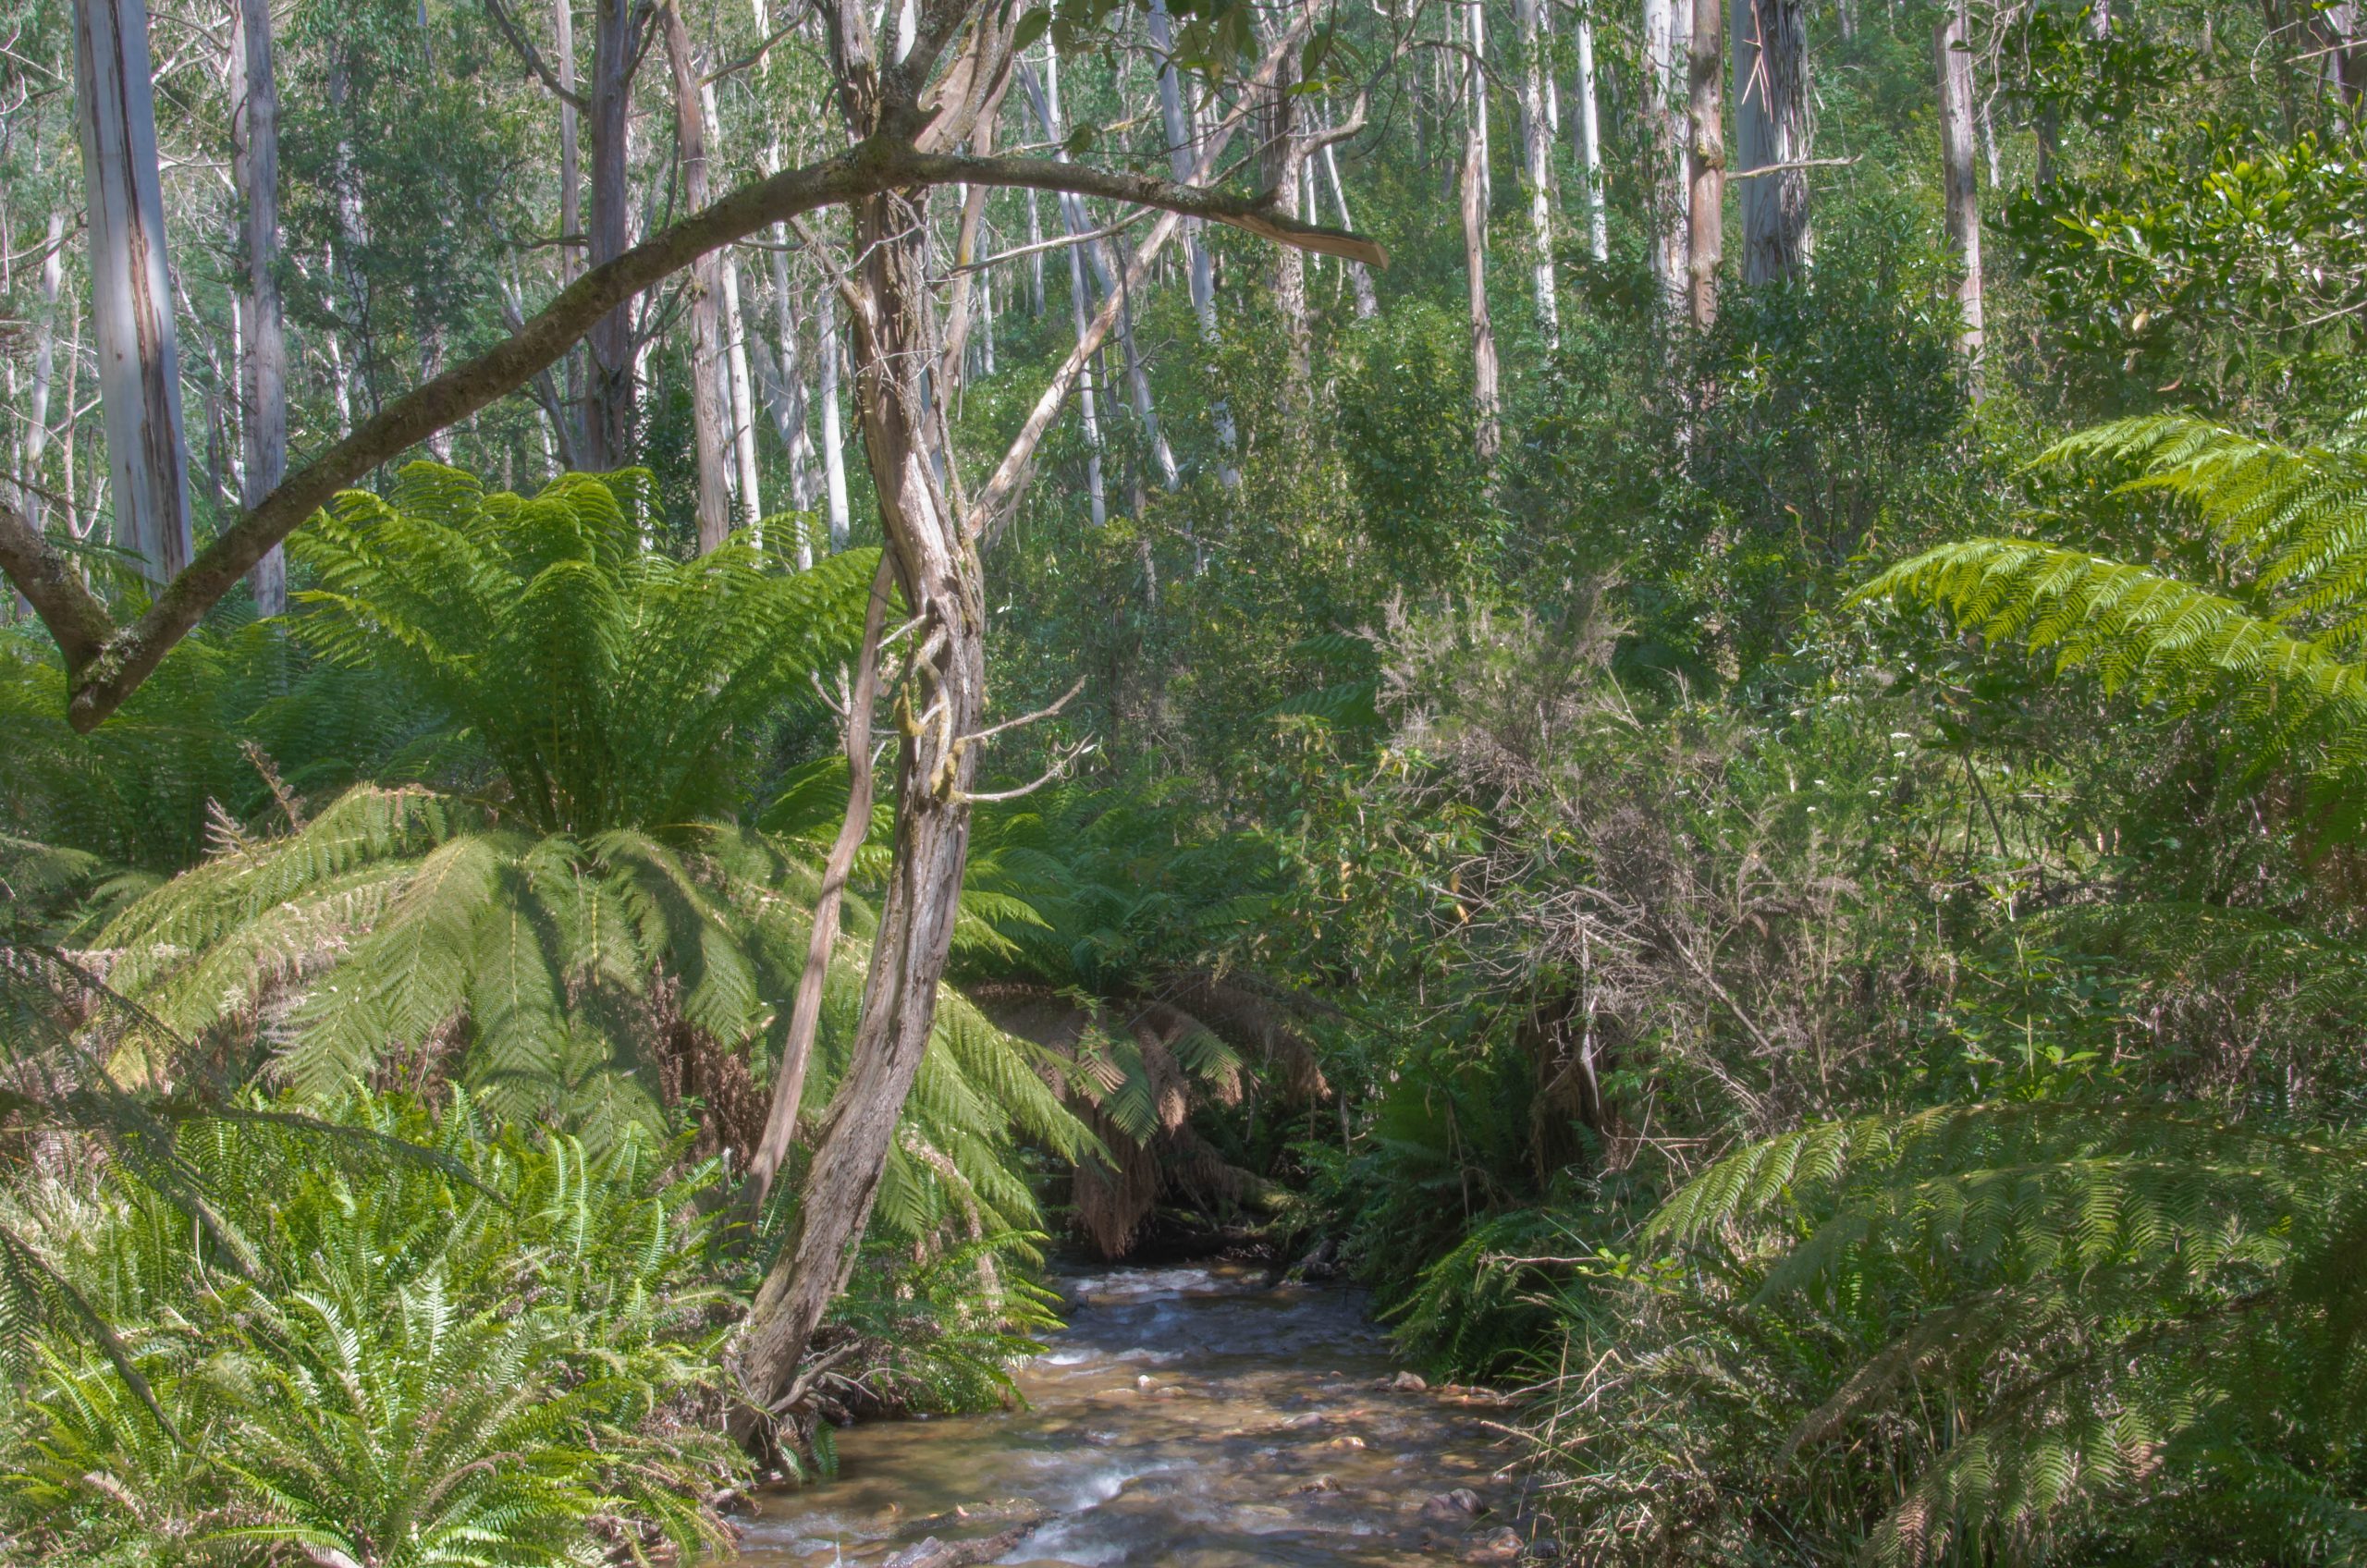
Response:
[741,555,893,1214]
[73,0,194,582]
[666,7,731,552]
[1686,0,1724,329]
[731,178,988,1445]
[1934,0,1982,394]
[230,0,288,614]
[1732,0,1812,284]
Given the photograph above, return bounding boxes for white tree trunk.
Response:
[73,0,194,582]
[1463,83,1501,463]
[701,86,765,540]
[230,0,288,614]
[664,8,731,552]
[1515,0,1557,346]
[1321,140,1380,320]
[19,211,67,530]
[1934,0,1983,393]
[819,293,851,552]
[1570,8,1608,262]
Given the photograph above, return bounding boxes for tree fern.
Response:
[1620,1099,2367,1563]
[1855,413,2367,824]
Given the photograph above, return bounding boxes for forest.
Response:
[4,0,2367,1560]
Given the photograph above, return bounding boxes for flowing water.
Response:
[731,1264,1537,1566]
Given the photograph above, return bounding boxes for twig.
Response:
[1729,154,1861,179]
[960,677,1086,746]
[955,740,1095,804]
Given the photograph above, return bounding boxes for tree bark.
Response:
[1516,0,1558,347]
[1686,0,1724,328]
[230,0,288,614]
[1732,0,1812,285]
[73,0,194,583]
[1934,0,1983,395]
[585,0,642,468]
[666,6,732,552]
[1570,6,1607,262]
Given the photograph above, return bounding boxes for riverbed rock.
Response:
[882,1519,1045,1568]
[1388,1370,1429,1391]
[1421,1488,1488,1523]
[1464,1525,1525,1562]
[1294,1474,1340,1494]
[1322,1434,1367,1451]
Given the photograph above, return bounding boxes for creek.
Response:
[731,1263,1536,1566]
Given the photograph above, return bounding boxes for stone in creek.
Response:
[1321,1434,1367,1451]
[1294,1474,1341,1494]
[1388,1370,1429,1391]
[1421,1488,1488,1522]
[1465,1525,1526,1562]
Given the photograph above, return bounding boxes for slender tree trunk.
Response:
[1322,139,1380,320]
[73,0,194,582]
[1570,7,1608,262]
[665,6,732,552]
[1148,0,1238,481]
[742,556,893,1213]
[230,0,288,613]
[1934,0,1983,396]
[585,0,639,468]
[819,294,851,551]
[1462,95,1501,463]
[1731,0,1812,284]
[1516,0,1558,346]
[555,0,585,452]
[1686,0,1724,329]
[1258,15,1312,389]
[1644,0,1687,323]
[1023,53,1109,522]
[700,86,766,540]
[19,211,67,529]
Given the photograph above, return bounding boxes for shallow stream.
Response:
[732,1264,1536,1566]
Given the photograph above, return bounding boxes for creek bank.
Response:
[730,1264,1550,1566]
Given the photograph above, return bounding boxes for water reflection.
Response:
[731,1264,1530,1566]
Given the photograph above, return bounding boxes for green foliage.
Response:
[1858,413,2367,827]
[0,1093,744,1567]
[291,462,878,834]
